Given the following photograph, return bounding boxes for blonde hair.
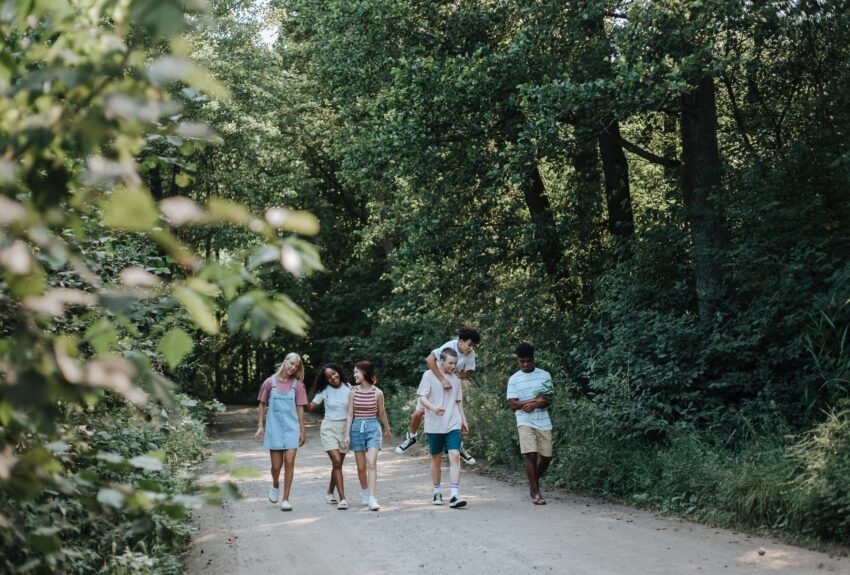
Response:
[277,352,304,382]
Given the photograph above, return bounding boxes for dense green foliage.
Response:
[2,0,849,567]
[0,0,317,571]
[256,0,848,545]
[1,395,224,573]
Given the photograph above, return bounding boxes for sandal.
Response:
[532,495,547,505]
[325,492,338,504]
[337,499,349,510]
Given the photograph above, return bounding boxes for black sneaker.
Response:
[448,496,467,508]
[395,435,417,454]
[459,447,476,465]
[432,493,443,505]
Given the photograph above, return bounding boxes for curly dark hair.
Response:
[312,363,349,395]
[515,342,535,358]
[458,326,481,344]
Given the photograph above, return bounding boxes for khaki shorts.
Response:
[518,426,553,457]
[320,419,348,453]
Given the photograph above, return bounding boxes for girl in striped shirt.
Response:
[344,360,392,510]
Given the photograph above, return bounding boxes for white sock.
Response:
[361,488,368,498]
[450,484,459,498]
[433,484,441,495]
[407,431,416,440]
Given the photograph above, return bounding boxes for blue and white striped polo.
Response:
[506,368,553,430]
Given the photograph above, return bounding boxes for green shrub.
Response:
[0,395,214,575]
[788,407,850,541]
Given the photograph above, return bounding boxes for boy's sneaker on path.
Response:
[368,496,381,511]
[360,492,369,506]
[280,499,292,512]
[448,496,467,508]
[268,487,280,503]
[432,493,444,505]
[395,435,417,454]
[459,448,476,465]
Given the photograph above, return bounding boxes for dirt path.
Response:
[185,406,849,575]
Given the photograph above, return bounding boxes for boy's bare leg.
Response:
[536,455,553,483]
[409,408,424,435]
[430,454,442,487]
[448,449,461,485]
[523,453,541,498]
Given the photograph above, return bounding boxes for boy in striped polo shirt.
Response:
[506,343,553,505]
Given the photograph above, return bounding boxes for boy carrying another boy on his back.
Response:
[396,327,480,464]
[417,347,468,508]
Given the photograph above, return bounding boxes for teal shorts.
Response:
[427,429,462,455]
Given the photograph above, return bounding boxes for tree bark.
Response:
[149,166,164,200]
[571,137,605,303]
[520,163,568,310]
[597,120,635,242]
[242,341,250,389]
[579,11,635,247]
[680,76,730,323]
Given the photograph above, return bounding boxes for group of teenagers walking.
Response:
[255,327,555,512]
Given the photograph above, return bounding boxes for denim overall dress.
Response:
[263,375,300,450]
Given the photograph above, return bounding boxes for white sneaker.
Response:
[368,496,380,511]
[268,486,280,503]
[360,492,369,505]
[280,499,292,512]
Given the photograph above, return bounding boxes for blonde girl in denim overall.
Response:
[255,352,306,511]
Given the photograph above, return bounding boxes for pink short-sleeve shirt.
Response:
[257,376,308,406]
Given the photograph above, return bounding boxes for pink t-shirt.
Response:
[417,370,463,434]
[257,376,308,406]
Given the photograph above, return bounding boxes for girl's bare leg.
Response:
[327,450,346,500]
[366,447,379,497]
[282,449,297,500]
[269,450,283,488]
[354,450,368,489]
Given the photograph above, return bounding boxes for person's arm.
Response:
[457,369,474,380]
[508,397,549,412]
[255,402,266,438]
[457,399,468,435]
[377,390,392,439]
[306,390,322,412]
[520,397,549,412]
[343,392,354,449]
[426,352,451,389]
[297,405,306,446]
[418,393,445,416]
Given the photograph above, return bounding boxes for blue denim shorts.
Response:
[350,418,382,451]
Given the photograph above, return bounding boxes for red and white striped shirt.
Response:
[352,386,378,419]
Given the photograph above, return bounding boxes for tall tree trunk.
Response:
[597,120,635,243]
[169,164,179,197]
[571,137,605,303]
[520,162,568,310]
[241,341,250,388]
[149,166,164,200]
[680,76,730,323]
[580,10,635,249]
